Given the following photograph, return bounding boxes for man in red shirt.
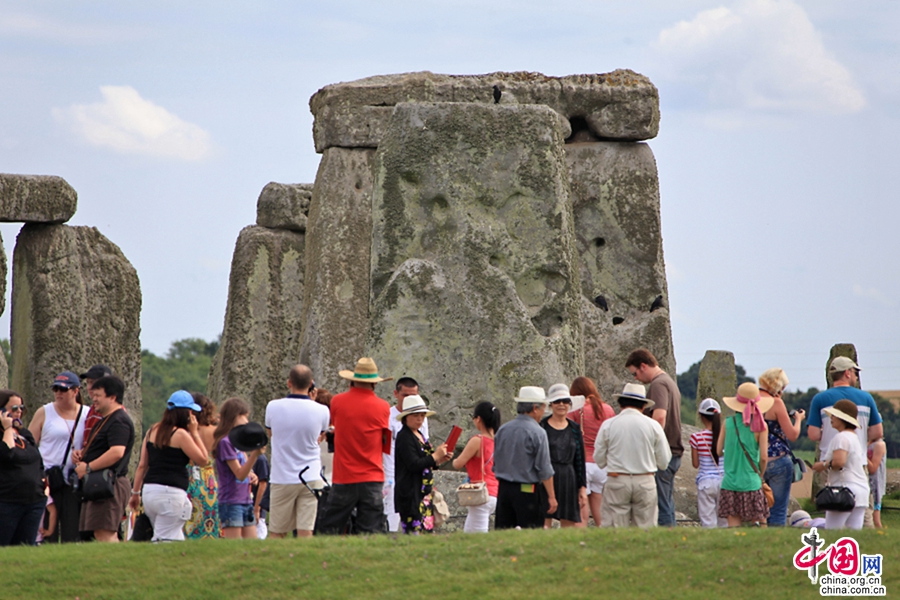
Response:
[318,357,391,534]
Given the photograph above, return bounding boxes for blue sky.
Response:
[1,0,898,392]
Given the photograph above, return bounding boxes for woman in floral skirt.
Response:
[184,393,221,539]
[394,395,452,534]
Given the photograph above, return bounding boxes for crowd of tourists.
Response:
[0,349,887,546]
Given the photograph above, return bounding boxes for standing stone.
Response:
[827,343,859,388]
[366,102,584,438]
[10,224,142,451]
[208,226,306,419]
[0,231,6,389]
[697,350,737,405]
[0,174,78,223]
[566,142,674,404]
[256,183,313,231]
[298,148,376,393]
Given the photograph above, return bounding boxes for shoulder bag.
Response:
[79,414,118,502]
[732,416,775,508]
[771,424,806,483]
[456,435,490,507]
[45,405,83,494]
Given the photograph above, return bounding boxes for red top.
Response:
[330,386,390,484]
[569,403,615,463]
[464,436,498,497]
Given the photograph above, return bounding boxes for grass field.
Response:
[3,526,896,599]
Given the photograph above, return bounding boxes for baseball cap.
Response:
[166,390,202,412]
[80,364,113,380]
[52,371,81,390]
[829,356,860,373]
[698,398,721,416]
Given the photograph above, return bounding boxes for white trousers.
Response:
[463,496,498,533]
[383,480,401,532]
[142,483,192,542]
[697,478,728,528]
[825,507,866,530]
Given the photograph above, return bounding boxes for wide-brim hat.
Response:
[339,357,393,383]
[614,382,654,405]
[395,395,436,421]
[723,382,775,414]
[514,386,549,404]
[824,402,860,429]
[546,383,585,411]
[228,422,269,452]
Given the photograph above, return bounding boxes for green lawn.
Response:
[3,526,896,599]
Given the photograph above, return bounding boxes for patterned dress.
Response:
[184,463,220,539]
[400,437,435,535]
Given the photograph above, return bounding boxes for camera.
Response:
[789,410,796,418]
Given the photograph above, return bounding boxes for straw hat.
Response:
[723,382,775,414]
[514,386,549,404]
[395,395,435,421]
[338,357,393,383]
[824,399,860,428]
[614,382,654,406]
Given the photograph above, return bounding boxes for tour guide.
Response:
[493,386,557,529]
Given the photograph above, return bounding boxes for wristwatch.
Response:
[85,463,93,474]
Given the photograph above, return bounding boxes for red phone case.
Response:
[445,425,463,450]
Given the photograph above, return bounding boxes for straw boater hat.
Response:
[546,383,586,411]
[722,382,775,414]
[614,382,654,405]
[824,399,860,429]
[396,395,435,421]
[514,386,549,404]
[338,357,393,383]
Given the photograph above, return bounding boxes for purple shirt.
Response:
[216,437,251,505]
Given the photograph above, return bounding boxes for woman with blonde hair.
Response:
[758,368,805,526]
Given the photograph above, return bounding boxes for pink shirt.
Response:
[569,403,615,463]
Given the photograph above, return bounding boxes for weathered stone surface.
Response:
[256,182,313,231]
[366,102,584,440]
[298,148,376,393]
[0,230,7,388]
[697,350,737,403]
[10,224,142,455]
[0,174,78,223]
[675,423,701,522]
[827,343,858,388]
[208,225,305,420]
[309,70,660,152]
[566,142,674,404]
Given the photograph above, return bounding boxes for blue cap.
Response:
[52,371,81,389]
[167,390,202,412]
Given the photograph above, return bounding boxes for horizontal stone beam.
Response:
[0,174,77,224]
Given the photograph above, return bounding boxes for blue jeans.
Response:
[764,454,793,526]
[655,455,681,526]
[0,499,46,546]
[219,503,256,528]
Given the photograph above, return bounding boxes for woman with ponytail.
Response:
[689,399,726,527]
[452,402,501,533]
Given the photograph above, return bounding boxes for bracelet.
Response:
[131,490,141,496]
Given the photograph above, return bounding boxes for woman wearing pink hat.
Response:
[716,383,771,527]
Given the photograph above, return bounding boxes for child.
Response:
[867,438,887,529]
[212,398,263,539]
[689,398,726,528]
[36,487,57,545]
[252,447,270,539]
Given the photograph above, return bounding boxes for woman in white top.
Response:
[28,371,87,542]
[812,399,870,530]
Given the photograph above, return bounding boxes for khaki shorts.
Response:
[79,476,131,533]
[269,483,320,533]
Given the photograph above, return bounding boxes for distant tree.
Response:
[141,336,220,431]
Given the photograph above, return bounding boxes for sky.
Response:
[1,0,898,394]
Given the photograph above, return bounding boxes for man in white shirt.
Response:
[594,383,672,528]
[265,364,331,538]
[383,377,428,532]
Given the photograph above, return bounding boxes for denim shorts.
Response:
[219,503,256,528]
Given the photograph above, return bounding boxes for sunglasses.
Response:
[550,399,572,405]
[52,386,73,392]
[6,405,24,412]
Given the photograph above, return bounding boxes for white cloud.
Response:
[654,0,865,115]
[853,284,895,308]
[52,86,212,161]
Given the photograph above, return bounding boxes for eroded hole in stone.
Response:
[612,316,625,325]
[426,194,449,210]
[593,237,606,248]
[531,311,564,337]
[593,295,608,311]
[489,255,502,267]
[355,180,363,190]
[565,117,601,144]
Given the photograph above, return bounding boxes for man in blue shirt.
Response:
[808,356,882,460]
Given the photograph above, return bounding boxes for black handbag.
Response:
[81,468,117,502]
[815,485,855,512]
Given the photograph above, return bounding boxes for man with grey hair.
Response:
[492,386,557,529]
